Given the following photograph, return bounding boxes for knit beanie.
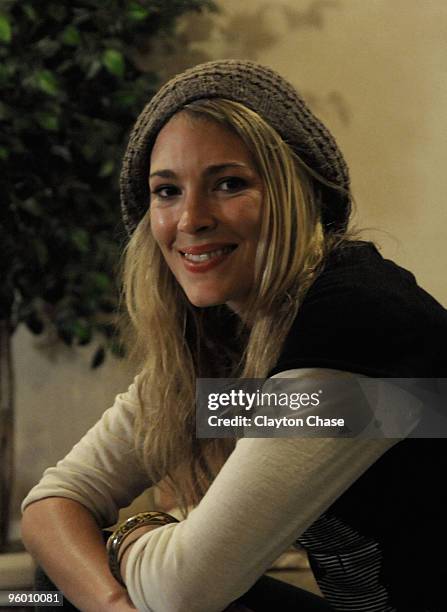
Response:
[120,59,351,236]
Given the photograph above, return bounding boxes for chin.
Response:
[185,291,227,309]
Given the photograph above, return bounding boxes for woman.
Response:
[21,60,447,612]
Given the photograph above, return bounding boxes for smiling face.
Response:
[149,112,264,312]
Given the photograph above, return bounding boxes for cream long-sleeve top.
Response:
[21,369,397,612]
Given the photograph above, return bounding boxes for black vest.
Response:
[270,242,447,612]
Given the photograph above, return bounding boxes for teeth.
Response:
[183,247,234,262]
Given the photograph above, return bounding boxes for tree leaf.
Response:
[0,101,11,120]
[32,239,48,265]
[49,5,67,23]
[4,0,216,369]
[113,90,136,108]
[110,340,125,358]
[36,112,59,131]
[127,3,150,21]
[61,25,81,46]
[0,61,14,86]
[35,70,59,96]
[36,37,60,57]
[71,228,89,253]
[0,14,12,44]
[23,5,37,21]
[21,198,43,217]
[73,320,92,345]
[86,58,101,79]
[99,159,114,177]
[102,49,125,78]
[90,272,111,291]
[51,145,71,162]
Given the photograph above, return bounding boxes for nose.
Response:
[177,191,217,234]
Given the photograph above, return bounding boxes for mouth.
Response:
[180,245,237,262]
[178,244,238,272]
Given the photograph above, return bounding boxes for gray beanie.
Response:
[120,59,351,236]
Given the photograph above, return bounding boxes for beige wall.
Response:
[172,0,447,304]
[13,0,447,537]
[11,328,133,538]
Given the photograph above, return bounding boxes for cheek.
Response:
[234,207,263,245]
[150,210,175,250]
[226,194,263,237]
[244,191,263,227]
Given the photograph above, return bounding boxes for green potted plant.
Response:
[0,0,215,551]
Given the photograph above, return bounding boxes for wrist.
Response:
[119,525,160,579]
[105,589,137,612]
[76,589,129,612]
[107,511,179,586]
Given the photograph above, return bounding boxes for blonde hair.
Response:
[121,99,351,512]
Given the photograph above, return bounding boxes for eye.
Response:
[150,184,180,200]
[216,177,247,192]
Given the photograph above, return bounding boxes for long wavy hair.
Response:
[121,98,352,512]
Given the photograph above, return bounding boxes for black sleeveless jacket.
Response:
[270,242,447,612]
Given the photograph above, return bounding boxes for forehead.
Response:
[149,111,255,170]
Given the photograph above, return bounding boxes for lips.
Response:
[183,245,235,262]
[178,243,237,273]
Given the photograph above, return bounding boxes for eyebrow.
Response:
[149,162,249,180]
